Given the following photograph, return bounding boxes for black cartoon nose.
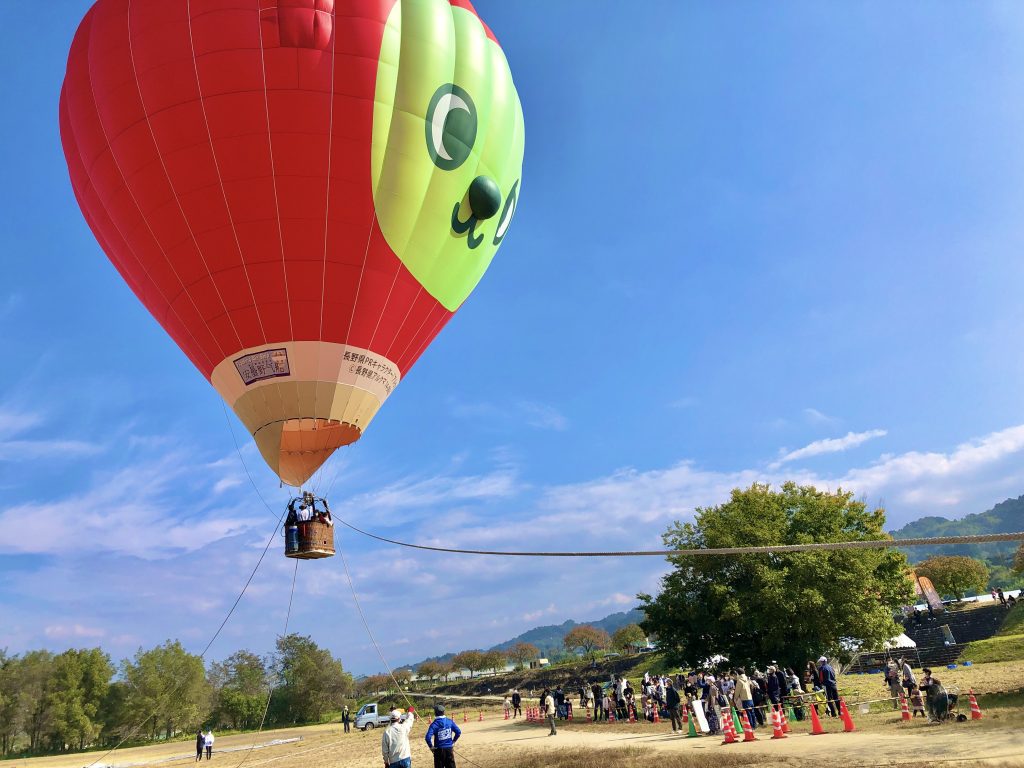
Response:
[468,175,502,220]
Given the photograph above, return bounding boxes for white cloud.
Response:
[669,396,699,409]
[518,401,568,431]
[44,623,106,639]
[803,407,840,426]
[770,429,888,468]
[0,408,43,437]
[0,439,103,461]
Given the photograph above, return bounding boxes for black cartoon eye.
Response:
[425,84,477,171]
[492,180,519,245]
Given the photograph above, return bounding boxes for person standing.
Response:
[900,658,917,699]
[195,730,204,762]
[203,731,214,760]
[381,708,416,768]
[425,704,461,768]
[511,689,522,718]
[540,692,557,741]
[591,682,603,721]
[885,662,902,709]
[666,679,682,733]
[342,705,351,733]
[734,669,756,730]
[817,656,840,718]
[503,694,511,719]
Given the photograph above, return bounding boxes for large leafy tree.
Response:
[639,482,913,669]
[1012,543,1024,574]
[122,641,211,739]
[270,634,352,725]
[507,642,540,669]
[611,624,646,653]
[451,650,485,678]
[209,651,268,730]
[915,555,989,600]
[563,626,610,659]
[0,650,20,756]
[48,648,113,751]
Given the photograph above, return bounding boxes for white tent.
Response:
[883,632,917,649]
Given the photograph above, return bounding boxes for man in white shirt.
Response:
[381,708,416,768]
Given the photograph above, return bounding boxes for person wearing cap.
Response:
[425,704,461,768]
[381,707,416,768]
[816,656,839,718]
[542,688,557,735]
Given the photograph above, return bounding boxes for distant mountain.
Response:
[890,494,1024,563]
[490,608,645,656]
[413,607,645,669]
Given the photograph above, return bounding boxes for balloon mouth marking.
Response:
[451,201,484,249]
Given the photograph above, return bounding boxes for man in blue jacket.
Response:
[817,656,840,718]
[424,704,461,768]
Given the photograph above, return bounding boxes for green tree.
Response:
[415,661,442,682]
[915,555,989,600]
[47,648,113,751]
[270,634,352,725]
[639,482,913,669]
[563,625,610,659]
[17,650,56,753]
[1013,543,1024,573]
[507,642,539,670]
[0,651,21,756]
[481,651,506,674]
[209,651,267,730]
[122,641,210,739]
[611,624,646,654]
[451,650,485,678]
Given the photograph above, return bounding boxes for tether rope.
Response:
[334,520,1024,557]
[232,558,299,768]
[336,535,487,768]
[85,510,285,767]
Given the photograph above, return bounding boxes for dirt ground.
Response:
[8,709,1024,768]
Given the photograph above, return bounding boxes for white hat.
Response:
[389,709,403,722]
[817,656,827,663]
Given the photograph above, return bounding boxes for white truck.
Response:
[354,702,392,730]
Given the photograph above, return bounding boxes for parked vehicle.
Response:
[354,702,392,730]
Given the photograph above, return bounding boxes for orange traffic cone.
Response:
[586,707,592,721]
[608,706,615,722]
[652,708,660,724]
[504,709,509,720]
[771,705,787,739]
[779,703,791,733]
[721,709,738,745]
[463,712,468,723]
[839,698,855,732]
[808,703,826,735]
[900,693,911,722]
[739,710,757,742]
[629,705,637,723]
[478,712,483,722]
[969,689,983,720]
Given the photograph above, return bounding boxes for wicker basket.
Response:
[286,520,335,559]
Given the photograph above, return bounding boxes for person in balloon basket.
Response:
[425,704,461,768]
[381,707,415,768]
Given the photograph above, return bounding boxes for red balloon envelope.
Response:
[60,0,525,485]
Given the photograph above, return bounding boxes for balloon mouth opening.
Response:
[262,418,362,486]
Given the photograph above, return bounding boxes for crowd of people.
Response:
[507,656,851,737]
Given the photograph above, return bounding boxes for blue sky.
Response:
[4,1,1024,675]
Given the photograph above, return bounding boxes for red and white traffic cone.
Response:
[478,712,483,722]
[900,693,911,722]
[969,689,983,720]
[721,709,738,745]
[770,705,787,739]
[652,707,660,724]
[739,710,757,742]
[608,706,615,722]
[779,703,791,733]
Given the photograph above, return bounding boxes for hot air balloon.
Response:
[59,0,524,489]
